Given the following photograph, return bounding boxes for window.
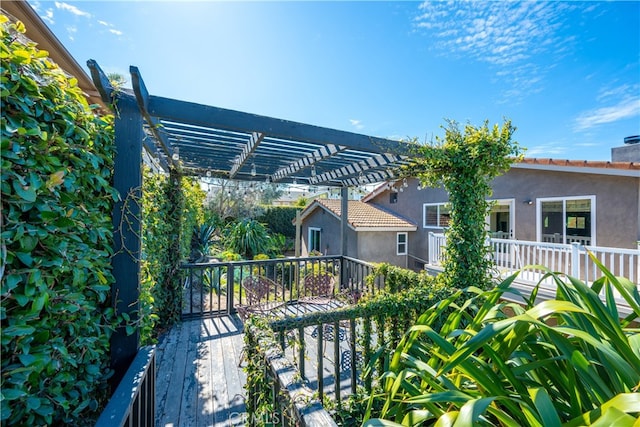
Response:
[538,196,595,245]
[397,232,407,255]
[423,203,451,228]
[308,227,321,253]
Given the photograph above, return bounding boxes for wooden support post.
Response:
[110,94,143,389]
[340,186,348,256]
[340,186,349,289]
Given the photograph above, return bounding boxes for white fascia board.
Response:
[511,162,640,178]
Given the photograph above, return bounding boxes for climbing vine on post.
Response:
[407,119,522,290]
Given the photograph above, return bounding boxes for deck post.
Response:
[227,262,235,314]
[571,242,581,279]
[110,93,143,388]
[340,186,349,289]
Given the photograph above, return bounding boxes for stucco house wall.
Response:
[356,231,411,267]
[365,162,640,265]
[491,166,639,248]
[298,199,417,265]
[300,208,357,256]
[366,185,447,267]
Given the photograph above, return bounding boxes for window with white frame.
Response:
[423,203,451,228]
[397,232,407,255]
[308,227,322,253]
[538,196,595,246]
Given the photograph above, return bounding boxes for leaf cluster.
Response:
[1,15,116,425]
[224,219,273,259]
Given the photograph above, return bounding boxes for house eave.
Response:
[511,162,640,177]
[354,226,417,232]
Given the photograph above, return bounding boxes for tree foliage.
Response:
[1,15,116,424]
[407,119,523,290]
[140,168,206,340]
[205,179,282,221]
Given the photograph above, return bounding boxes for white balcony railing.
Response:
[428,232,640,302]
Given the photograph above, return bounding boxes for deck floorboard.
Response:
[155,306,352,426]
[156,315,246,427]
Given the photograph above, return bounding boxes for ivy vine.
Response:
[405,119,523,290]
[1,15,116,425]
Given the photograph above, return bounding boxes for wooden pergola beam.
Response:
[309,153,403,185]
[271,144,345,182]
[229,132,264,178]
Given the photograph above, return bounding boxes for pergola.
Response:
[89,61,413,187]
[87,61,416,384]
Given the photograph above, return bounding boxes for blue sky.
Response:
[30,1,639,161]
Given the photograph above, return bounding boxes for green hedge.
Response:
[1,16,116,425]
[257,206,298,238]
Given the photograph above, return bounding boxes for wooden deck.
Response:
[154,300,354,427]
[155,315,247,427]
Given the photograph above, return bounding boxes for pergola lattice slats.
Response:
[90,61,416,187]
[230,132,265,178]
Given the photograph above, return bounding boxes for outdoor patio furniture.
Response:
[300,272,336,304]
[310,323,347,342]
[236,275,284,320]
[340,349,363,371]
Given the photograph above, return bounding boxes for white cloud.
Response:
[526,142,568,158]
[574,97,640,131]
[55,2,91,18]
[414,1,593,102]
[65,25,77,42]
[98,20,109,26]
[42,9,55,25]
[349,119,364,130]
[109,29,123,36]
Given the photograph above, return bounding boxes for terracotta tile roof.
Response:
[517,157,640,171]
[312,199,416,230]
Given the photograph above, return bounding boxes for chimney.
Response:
[612,136,640,162]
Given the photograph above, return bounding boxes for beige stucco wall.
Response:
[300,207,357,256]
[491,168,639,248]
[368,168,640,262]
[356,231,411,267]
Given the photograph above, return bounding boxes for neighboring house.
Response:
[298,199,417,267]
[302,141,640,270]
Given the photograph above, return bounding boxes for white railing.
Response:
[428,232,640,289]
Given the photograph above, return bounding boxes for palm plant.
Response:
[225,219,271,259]
[189,224,217,262]
[364,254,640,426]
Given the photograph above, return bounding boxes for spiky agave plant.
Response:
[364,253,640,426]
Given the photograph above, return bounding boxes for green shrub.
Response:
[406,119,522,290]
[256,206,297,238]
[364,256,640,426]
[216,250,242,261]
[1,15,116,425]
[180,176,206,260]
